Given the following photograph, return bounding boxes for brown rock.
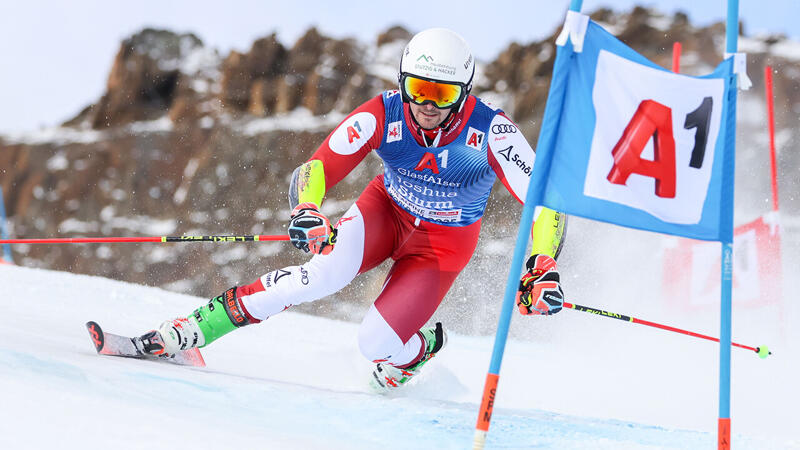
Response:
[377,25,412,47]
[220,51,251,112]
[90,29,201,128]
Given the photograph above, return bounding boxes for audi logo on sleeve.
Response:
[491,124,517,134]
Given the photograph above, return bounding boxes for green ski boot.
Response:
[141,287,257,355]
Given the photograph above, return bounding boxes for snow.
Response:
[771,39,800,61]
[738,37,768,54]
[647,15,673,32]
[173,158,201,205]
[237,108,346,136]
[740,35,800,61]
[45,151,69,171]
[0,263,797,449]
[58,218,100,234]
[176,45,221,78]
[366,39,407,83]
[127,116,174,134]
[1,116,175,146]
[3,126,106,146]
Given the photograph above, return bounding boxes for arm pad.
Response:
[288,160,326,210]
[530,207,567,260]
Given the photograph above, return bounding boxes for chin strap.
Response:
[405,103,458,147]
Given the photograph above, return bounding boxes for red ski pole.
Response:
[563,302,771,358]
[765,65,780,212]
[0,234,289,244]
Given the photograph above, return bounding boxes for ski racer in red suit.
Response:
[137,28,568,391]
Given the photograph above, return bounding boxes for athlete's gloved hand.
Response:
[516,254,563,315]
[288,202,337,255]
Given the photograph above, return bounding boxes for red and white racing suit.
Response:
[237,91,538,367]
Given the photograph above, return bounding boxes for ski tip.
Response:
[86,321,105,353]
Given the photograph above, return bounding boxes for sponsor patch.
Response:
[387,121,402,143]
[491,123,517,134]
[273,269,291,284]
[466,127,485,150]
[496,145,532,177]
[387,184,462,223]
[497,146,512,161]
[329,112,377,156]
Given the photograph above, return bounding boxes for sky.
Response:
[0,0,798,134]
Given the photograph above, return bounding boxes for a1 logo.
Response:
[584,50,725,225]
[466,127,484,149]
[414,149,449,174]
[329,112,377,155]
[607,96,713,199]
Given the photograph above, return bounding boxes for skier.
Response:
[136,28,567,391]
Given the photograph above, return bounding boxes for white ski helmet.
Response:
[399,28,475,109]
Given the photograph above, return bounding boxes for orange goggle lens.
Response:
[403,76,463,109]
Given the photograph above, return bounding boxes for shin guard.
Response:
[192,287,259,347]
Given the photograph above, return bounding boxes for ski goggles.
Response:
[401,74,465,109]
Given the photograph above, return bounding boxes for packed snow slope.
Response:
[0,264,796,449]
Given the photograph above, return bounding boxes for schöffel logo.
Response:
[417,54,433,63]
[497,146,512,161]
[491,124,517,134]
[273,269,291,284]
[497,146,532,176]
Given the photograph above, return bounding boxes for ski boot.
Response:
[136,287,258,356]
[134,317,204,356]
[370,322,447,392]
[133,329,170,356]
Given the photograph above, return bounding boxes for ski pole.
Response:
[0,234,289,244]
[563,302,771,359]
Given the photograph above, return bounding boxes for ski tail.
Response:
[179,346,206,367]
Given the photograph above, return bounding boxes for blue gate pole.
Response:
[0,187,13,263]
[719,242,733,448]
[719,0,739,448]
[472,3,583,448]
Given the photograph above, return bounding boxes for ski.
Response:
[85,321,206,367]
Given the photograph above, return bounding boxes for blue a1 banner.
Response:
[529,20,737,242]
